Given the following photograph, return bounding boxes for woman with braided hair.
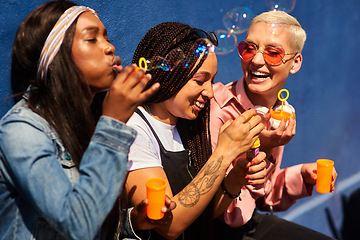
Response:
[125,22,268,240]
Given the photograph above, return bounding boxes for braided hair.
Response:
[132,22,213,173]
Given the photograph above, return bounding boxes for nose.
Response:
[104,41,116,55]
[251,50,266,65]
[202,82,214,99]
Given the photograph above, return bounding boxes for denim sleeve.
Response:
[0,115,136,240]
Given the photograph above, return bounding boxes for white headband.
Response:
[37,6,98,82]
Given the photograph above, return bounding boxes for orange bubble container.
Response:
[146,178,167,220]
[316,159,334,193]
[270,111,295,121]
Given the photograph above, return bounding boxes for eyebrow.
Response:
[194,71,217,82]
[81,26,108,37]
[194,71,211,77]
[246,40,283,48]
[82,26,99,32]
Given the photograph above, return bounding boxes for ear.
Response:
[290,53,302,74]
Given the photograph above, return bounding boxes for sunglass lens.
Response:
[237,41,256,60]
[194,29,218,47]
[263,47,285,65]
[208,31,218,46]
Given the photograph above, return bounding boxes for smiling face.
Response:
[71,12,121,94]
[242,22,302,108]
[153,52,217,125]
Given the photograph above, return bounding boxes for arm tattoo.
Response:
[178,155,223,207]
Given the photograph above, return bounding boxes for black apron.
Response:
[135,109,208,240]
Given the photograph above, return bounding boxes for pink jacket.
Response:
[210,79,313,227]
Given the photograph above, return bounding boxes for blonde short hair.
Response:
[249,11,307,52]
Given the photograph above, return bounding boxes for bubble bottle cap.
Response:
[251,138,260,149]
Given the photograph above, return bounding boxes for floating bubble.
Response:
[214,30,237,55]
[266,0,296,13]
[146,48,186,71]
[147,56,172,71]
[222,7,255,35]
[184,38,214,67]
[139,38,215,71]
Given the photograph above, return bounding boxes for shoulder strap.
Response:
[135,108,166,151]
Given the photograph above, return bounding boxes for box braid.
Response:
[132,22,212,173]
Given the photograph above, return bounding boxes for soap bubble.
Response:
[139,39,215,71]
[266,0,296,13]
[214,30,237,55]
[222,7,255,35]
[183,38,215,67]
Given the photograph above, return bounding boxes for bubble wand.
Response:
[270,88,294,122]
[278,88,289,117]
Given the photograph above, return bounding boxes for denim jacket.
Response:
[0,96,138,240]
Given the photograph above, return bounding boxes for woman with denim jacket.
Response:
[0,1,163,239]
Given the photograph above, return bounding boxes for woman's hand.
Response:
[259,117,296,156]
[102,64,160,123]
[246,151,268,185]
[226,151,267,189]
[130,195,177,231]
[216,109,264,165]
[302,163,338,192]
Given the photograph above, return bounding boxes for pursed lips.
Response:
[111,55,122,76]
[112,55,122,67]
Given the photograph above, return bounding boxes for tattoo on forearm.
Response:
[178,156,223,207]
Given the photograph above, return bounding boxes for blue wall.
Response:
[1,0,360,238]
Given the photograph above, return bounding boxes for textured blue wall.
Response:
[1,0,360,238]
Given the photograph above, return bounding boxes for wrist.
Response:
[211,149,234,169]
[221,177,241,200]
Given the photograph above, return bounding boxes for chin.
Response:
[189,112,199,120]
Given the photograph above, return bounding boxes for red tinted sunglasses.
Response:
[237,41,298,66]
